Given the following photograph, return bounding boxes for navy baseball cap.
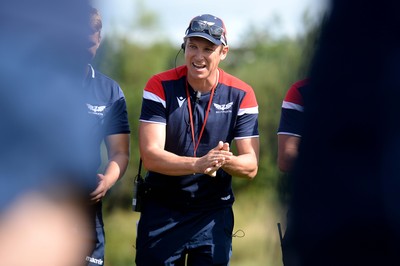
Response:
[184,14,227,46]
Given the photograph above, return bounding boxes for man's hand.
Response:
[89,174,110,203]
[203,141,232,177]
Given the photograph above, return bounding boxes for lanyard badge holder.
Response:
[132,158,144,212]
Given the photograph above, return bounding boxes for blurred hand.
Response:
[89,173,110,203]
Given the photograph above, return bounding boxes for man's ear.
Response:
[97,32,102,47]
[220,45,229,60]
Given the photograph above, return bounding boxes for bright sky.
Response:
[93,0,328,47]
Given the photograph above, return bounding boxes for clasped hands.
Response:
[198,141,232,177]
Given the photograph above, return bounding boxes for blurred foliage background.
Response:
[93,4,325,265]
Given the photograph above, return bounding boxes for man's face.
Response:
[184,37,228,84]
[87,31,101,60]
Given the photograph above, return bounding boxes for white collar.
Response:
[88,64,95,79]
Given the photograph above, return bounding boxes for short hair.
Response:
[90,7,102,34]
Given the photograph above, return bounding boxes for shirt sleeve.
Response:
[104,91,130,136]
[139,75,167,124]
[277,79,307,137]
[234,87,259,139]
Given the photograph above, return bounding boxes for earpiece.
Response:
[181,42,185,51]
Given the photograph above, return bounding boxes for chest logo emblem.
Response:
[214,102,233,113]
[87,103,106,116]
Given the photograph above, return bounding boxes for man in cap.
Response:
[83,7,131,266]
[136,14,259,265]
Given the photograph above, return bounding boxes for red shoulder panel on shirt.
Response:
[144,66,187,101]
[284,78,309,105]
[219,69,258,108]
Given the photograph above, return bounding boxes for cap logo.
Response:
[203,21,215,26]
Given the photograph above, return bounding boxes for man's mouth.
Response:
[192,62,206,69]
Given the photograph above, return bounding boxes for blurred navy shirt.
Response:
[0,0,98,209]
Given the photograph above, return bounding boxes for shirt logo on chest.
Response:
[177,96,186,108]
[214,102,233,113]
[86,103,106,116]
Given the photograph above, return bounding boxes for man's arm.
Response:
[221,137,259,179]
[139,121,232,176]
[90,133,130,202]
[277,134,301,173]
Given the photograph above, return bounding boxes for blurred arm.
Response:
[103,133,130,183]
[90,133,130,202]
[277,134,301,172]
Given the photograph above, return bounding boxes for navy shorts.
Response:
[86,202,105,266]
[135,201,234,266]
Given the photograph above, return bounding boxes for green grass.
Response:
[230,191,284,266]
[103,191,284,266]
[103,209,139,266]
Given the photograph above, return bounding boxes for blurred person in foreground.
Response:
[0,0,97,265]
[83,7,131,266]
[276,78,309,264]
[283,0,400,265]
[136,14,259,265]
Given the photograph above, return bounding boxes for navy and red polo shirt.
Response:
[277,79,309,137]
[84,64,130,184]
[140,65,259,210]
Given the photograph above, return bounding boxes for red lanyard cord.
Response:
[185,73,218,157]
